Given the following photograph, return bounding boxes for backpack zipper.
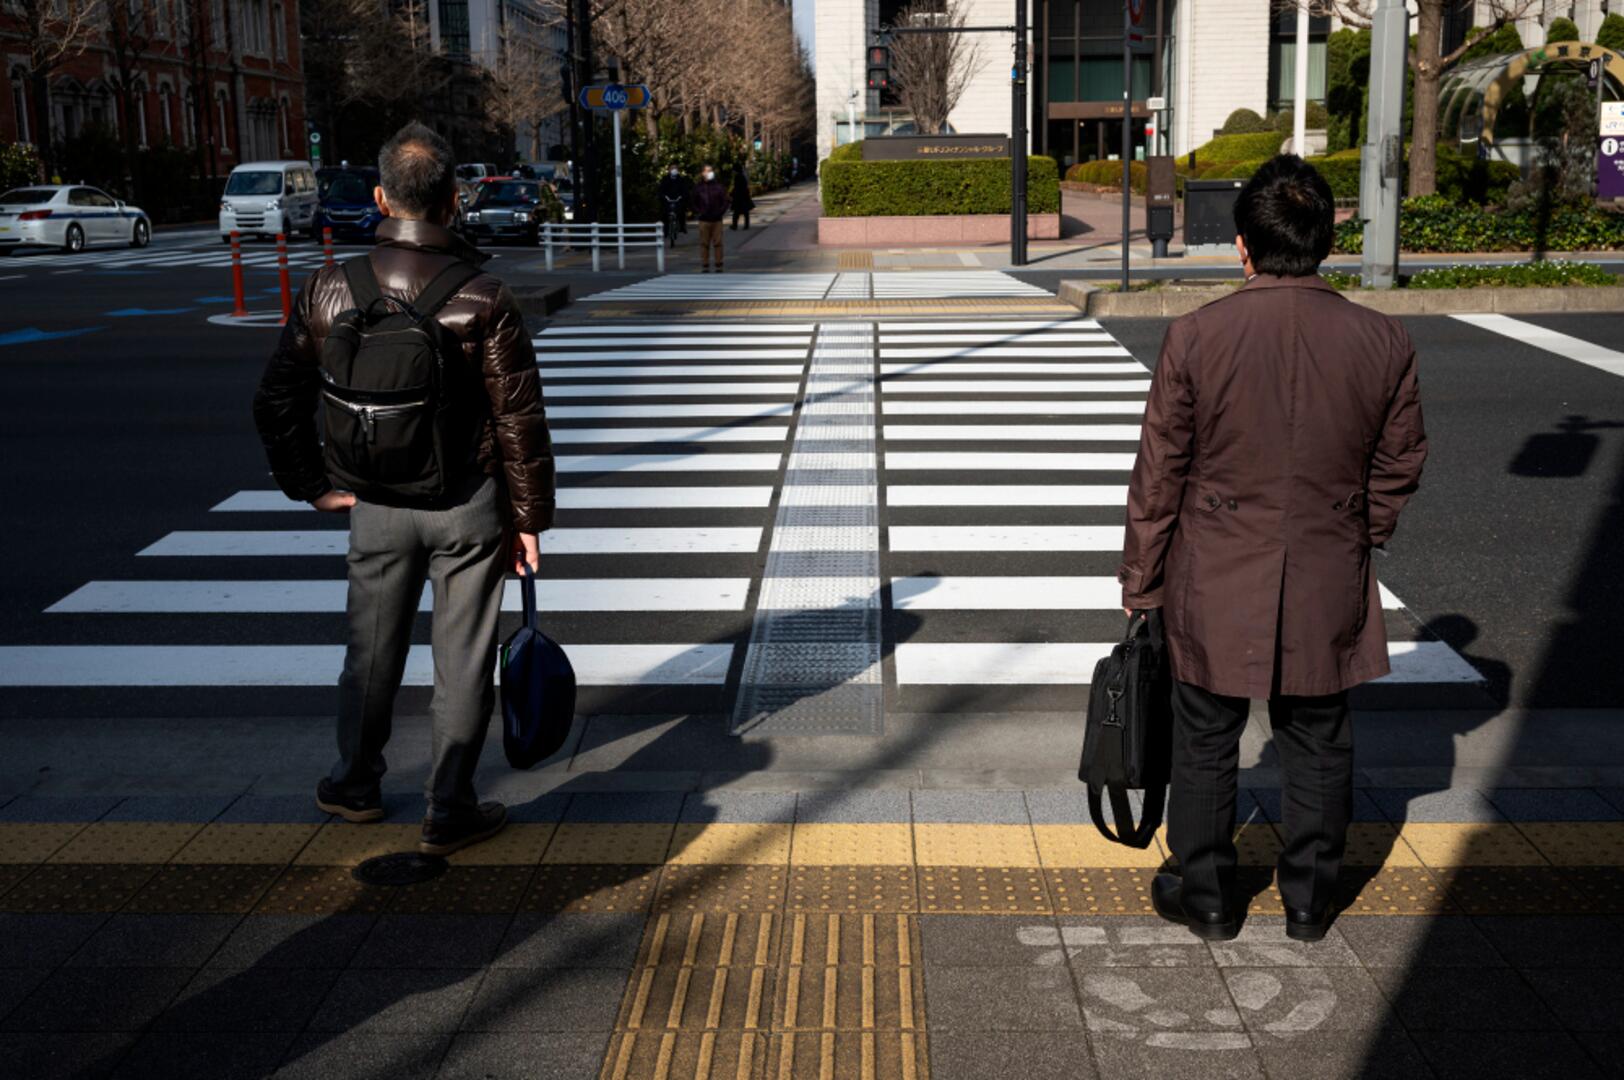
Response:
[323,391,426,443]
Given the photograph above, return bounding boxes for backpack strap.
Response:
[411,261,482,322]
[341,255,386,315]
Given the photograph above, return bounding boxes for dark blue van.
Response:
[314,167,382,243]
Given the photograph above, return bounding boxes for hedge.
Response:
[1182,132,1286,171]
[1206,149,1516,205]
[1332,196,1624,253]
[828,140,864,163]
[1064,159,1147,194]
[1323,261,1616,289]
[819,156,1061,217]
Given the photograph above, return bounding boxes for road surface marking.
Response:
[1453,313,1624,378]
[882,425,1142,442]
[886,484,1130,506]
[138,527,764,557]
[887,526,1126,552]
[884,452,1138,471]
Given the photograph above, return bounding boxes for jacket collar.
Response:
[375,217,489,266]
[1238,272,1338,293]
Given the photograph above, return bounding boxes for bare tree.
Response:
[886,0,985,135]
[486,27,567,161]
[300,0,448,160]
[13,0,105,178]
[105,0,155,185]
[1283,0,1540,196]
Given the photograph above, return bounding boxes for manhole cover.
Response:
[352,853,448,887]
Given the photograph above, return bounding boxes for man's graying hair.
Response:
[378,122,457,218]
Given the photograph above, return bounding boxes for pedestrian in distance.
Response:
[252,121,556,857]
[657,164,691,242]
[730,163,755,230]
[1118,154,1427,943]
[692,163,730,272]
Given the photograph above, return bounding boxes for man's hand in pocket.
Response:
[311,491,356,512]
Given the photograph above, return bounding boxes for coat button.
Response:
[1332,501,1343,511]
[1206,494,1220,508]
[1227,499,1238,511]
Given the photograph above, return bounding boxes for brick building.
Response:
[2,0,307,180]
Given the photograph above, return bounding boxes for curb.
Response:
[513,284,572,317]
[1060,280,1624,317]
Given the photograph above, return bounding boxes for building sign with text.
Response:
[861,135,1012,160]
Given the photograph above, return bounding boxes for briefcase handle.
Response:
[517,563,539,631]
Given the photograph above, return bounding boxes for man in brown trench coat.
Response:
[1119,156,1427,941]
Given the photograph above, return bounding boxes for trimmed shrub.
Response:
[1220,108,1273,135]
[828,140,864,163]
[1271,103,1331,133]
[1184,131,1286,171]
[820,156,1060,216]
[1332,196,1624,253]
[1599,13,1624,52]
[1064,159,1147,194]
[1407,260,1614,288]
[1544,17,1580,44]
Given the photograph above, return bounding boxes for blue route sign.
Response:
[578,83,650,111]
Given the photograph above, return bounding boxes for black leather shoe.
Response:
[1150,873,1240,941]
[1285,906,1333,942]
[315,778,383,823]
[419,802,507,857]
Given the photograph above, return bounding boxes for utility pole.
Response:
[1120,0,1131,292]
[573,0,596,222]
[1011,0,1028,267]
[1360,0,1407,287]
[1292,1,1309,154]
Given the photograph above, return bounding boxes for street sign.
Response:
[1599,136,1624,199]
[1146,95,1165,111]
[309,132,321,144]
[1127,0,1145,42]
[1601,102,1624,137]
[577,83,650,111]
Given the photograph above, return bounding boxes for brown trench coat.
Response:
[1118,274,1427,698]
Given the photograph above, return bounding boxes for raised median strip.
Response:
[1061,281,1624,318]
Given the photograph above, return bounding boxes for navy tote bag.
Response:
[500,564,577,768]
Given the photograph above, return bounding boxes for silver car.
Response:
[0,184,152,254]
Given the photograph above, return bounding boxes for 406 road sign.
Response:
[579,83,650,111]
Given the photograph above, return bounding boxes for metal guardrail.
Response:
[541,222,666,272]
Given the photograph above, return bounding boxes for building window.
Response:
[9,73,27,144]
[183,88,197,146]
[216,90,229,153]
[134,85,149,146]
[1268,10,1330,109]
[159,85,174,141]
[272,1,285,59]
[154,0,170,37]
[279,96,291,153]
[439,0,471,59]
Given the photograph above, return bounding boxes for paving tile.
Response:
[0,913,109,967]
[914,824,1040,867]
[292,824,422,866]
[918,865,1052,914]
[492,912,644,968]
[789,823,912,866]
[1488,789,1624,823]
[154,966,340,1032]
[1398,823,1548,867]
[521,864,659,914]
[1033,823,1166,869]
[350,914,511,968]
[1524,968,1624,1032]
[217,794,333,826]
[1079,966,1242,1034]
[381,793,429,822]
[385,866,532,914]
[252,866,392,915]
[1442,867,1613,915]
[0,796,121,823]
[0,863,156,913]
[47,823,202,864]
[561,792,684,823]
[444,824,553,866]
[496,794,572,824]
[621,956,775,1031]
[1055,916,1215,967]
[0,824,87,864]
[678,792,797,823]
[921,966,1082,1031]
[1207,919,1360,967]
[763,1032,928,1079]
[307,967,484,1033]
[1335,866,1458,915]
[1339,823,1424,867]
[169,824,320,865]
[1598,789,1624,817]
[921,914,1063,967]
[1250,1028,1431,1080]
[1,966,195,1032]
[793,790,911,824]
[1026,788,1143,827]
[1246,788,1387,824]
[112,1032,294,1079]
[787,865,919,912]
[1223,966,1390,1032]
[654,864,787,913]
[1335,914,1505,967]
[1368,787,1506,824]
[0,864,28,899]
[1413,1030,1604,1080]
[1046,867,1158,915]
[461,966,626,1031]
[65,913,241,967]
[274,1032,449,1080]
[1473,915,1624,968]
[928,1031,1097,1080]
[1575,1032,1624,1079]
[0,966,50,1020]
[1371,966,1559,1030]
[0,1033,133,1080]
[124,864,282,913]
[636,910,782,969]
[667,823,792,865]
[1088,1030,1262,1078]
[541,823,673,864]
[912,791,1030,825]
[206,914,375,969]
[1517,822,1624,867]
[598,1031,767,1080]
[437,1031,611,1080]
[104,796,236,823]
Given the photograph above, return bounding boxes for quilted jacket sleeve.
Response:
[251,277,333,503]
[481,283,556,532]
[1118,315,1198,610]
[1367,324,1427,547]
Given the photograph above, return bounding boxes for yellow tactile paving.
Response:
[1336,867,1457,915]
[523,864,660,913]
[293,824,422,866]
[1516,822,1624,867]
[1152,823,1282,867]
[126,864,281,913]
[47,822,202,864]
[0,863,157,912]
[448,824,555,866]
[917,866,1051,914]
[788,867,919,913]
[1045,868,1155,915]
[767,1031,928,1080]
[0,823,86,864]
[253,865,391,914]
[170,824,320,865]
[1341,823,1424,867]
[598,1030,766,1080]
[912,824,1041,869]
[544,824,675,865]
[1032,824,1166,869]
[1398,823,1550,868]
[790,825,913,867]
[388,866,532,914]
[667,824,793,866]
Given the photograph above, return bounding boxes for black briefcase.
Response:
[1078,610,1172,848]
[499,565,577,769]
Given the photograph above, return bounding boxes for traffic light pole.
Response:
[1121,0,1131,292]
[1360,0,1407,287]
[1012,0,1028,266]
[573,0,596,223]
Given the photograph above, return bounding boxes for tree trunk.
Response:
[1408,0,1443,198]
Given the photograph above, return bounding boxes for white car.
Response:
[0,184,152,253]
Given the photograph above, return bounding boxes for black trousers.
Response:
[1167,679,1353,916]
[732,210,750,229]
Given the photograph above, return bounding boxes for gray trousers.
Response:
[330,475,507,823]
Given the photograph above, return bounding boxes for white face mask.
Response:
[703,171,714,181]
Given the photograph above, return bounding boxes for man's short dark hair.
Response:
[378,122,456,219]
[1232,155,1335,277]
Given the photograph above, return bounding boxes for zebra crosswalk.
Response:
[4,311,1486,720]
[579,271,1052,302]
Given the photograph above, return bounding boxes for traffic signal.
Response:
[867,45,890,91]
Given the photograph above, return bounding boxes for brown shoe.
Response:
[418,802,507,856]
[316,778,383,823]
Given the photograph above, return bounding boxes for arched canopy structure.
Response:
[1441,41,1623,147]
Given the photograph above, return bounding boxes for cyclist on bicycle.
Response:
[657,165,691,243]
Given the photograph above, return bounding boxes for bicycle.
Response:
[662,196,685,247]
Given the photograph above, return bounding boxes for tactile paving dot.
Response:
[1032,825,1166,870]
[634,911,782,969]
[543,824,675,865]
[1334,867,1457,915]
[0,863,157,913]
[1439,867,1611,915]
[1044,868,1155,915]
[125,863,282,913]
[522,864,659,913]
[293,824,423,866]
[447,824,555,866]
[1340,823,1423,867]
[0,865,31,900]
[387,866,532,914]
[252,866,391,915]
[788,867,919,913]
[1567,867,1624,913]
[765,1031,928,1080]
[917,866,1051,914]
[790,825,912,867]
[655,865,787,913]
[47,823,203,864]
[171,824,320,865]
[1516,823,1624,868]
[1398,824,1549,867]
[598,1030,766,1080]
[0,824,87,864]
[668,824,793,866]
[912,824,1041,869]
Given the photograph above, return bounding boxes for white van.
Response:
[219,161,320,242]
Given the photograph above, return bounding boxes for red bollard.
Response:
[276,232,292,326]
[323,226,335,268]
[230,230,247,317]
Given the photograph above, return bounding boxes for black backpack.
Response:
[319,256,482,502]
[1078,610,1173,848]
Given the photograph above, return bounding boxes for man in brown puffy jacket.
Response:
[253,121,555,856]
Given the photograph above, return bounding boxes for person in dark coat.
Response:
[657,164,690,237]
[1119,155,1427,943]
[690,163,730,271]
[730,164,755,230]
